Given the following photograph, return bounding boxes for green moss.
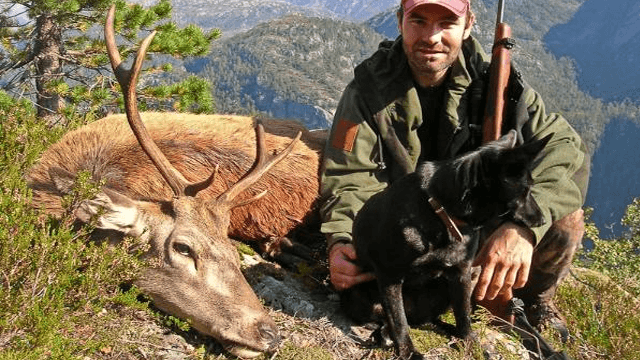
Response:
[410,326,449,354]
[236,242,257,256]
[270,341,333,360]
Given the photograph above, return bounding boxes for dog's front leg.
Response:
[449,268,473,339]
[379,279,424,360]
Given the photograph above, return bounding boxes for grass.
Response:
[0,92,150,359]
[555,268,640,360]
[1,91,639,359]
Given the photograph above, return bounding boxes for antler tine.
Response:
[216,120,302,208]
[104,6,123,78]
[105,5,215,197]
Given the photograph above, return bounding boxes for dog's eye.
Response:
[501,178,518,188]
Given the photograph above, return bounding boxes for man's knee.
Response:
[552,208,585,245]
[539,209,584,251]
[516,209,585,301]
[531,209,584,271]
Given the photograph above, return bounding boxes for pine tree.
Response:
[0,0,220,125]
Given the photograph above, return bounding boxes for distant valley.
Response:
[545,0,640,102]
[543,0,640,236]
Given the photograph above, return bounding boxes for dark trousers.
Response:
[514,209,585,305]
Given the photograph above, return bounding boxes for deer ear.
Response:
[75,187,147,237]
[48,166,146,236]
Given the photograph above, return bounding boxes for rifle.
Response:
[482,0,515,144]
[477,0,517,325]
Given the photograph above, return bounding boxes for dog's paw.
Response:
[466,329,479,342]
[370,324,394,348]
[397,343,427,360]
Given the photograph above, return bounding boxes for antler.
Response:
[215,119,301,209]
[105,5,215,197]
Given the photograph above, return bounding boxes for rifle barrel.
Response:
[496,0,505,24]
[483,0,512,144]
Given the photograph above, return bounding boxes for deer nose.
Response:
[259,322,281,350]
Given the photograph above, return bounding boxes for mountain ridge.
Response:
[199,13,384,128]
[544,0,640,102]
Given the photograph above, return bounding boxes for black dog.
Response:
[343,130,551,359]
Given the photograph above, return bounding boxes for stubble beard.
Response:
[404,40,462,84]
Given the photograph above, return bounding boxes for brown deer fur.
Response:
[27,112,324,243]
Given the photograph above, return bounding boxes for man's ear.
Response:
[463,11,476,40]
[397,9,404,35]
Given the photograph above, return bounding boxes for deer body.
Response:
[25,7,325,358]
[27,112,323,241]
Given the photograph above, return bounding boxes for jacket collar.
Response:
[353,36,490,171]
[353,37,414,117]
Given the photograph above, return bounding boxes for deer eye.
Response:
[173,243,192,257]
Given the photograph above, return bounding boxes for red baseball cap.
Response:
[402,0,470,17]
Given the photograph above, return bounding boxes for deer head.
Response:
[64,5,305,357]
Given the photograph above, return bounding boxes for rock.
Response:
[253,275,316,318]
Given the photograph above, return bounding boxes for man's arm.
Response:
[522,88,589,243]
[320,83,388,249]
[320,83,386,289]
[474,86,589,302]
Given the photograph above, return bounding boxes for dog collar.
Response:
[428,197,465,243]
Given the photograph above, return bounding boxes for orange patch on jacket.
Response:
[332,119,359,152]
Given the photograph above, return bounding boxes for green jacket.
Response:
[320,36,590,250]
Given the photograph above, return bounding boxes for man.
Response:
[319,0,590,337]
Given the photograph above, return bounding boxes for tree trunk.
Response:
[34,13,64,125]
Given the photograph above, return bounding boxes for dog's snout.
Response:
[514,197,546,228]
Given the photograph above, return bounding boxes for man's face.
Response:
[399,4,473,85]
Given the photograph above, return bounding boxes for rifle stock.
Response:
[482,9,513,144]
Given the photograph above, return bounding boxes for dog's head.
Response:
[438,130,552,228]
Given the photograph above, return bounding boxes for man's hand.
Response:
[473,222,534,301]
[328,242,376,291]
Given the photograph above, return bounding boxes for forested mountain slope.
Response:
[545,0,640,102]
[199,14,384,128]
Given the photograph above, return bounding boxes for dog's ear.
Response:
[516,133,553,165]
[501,133,553,168]
[477,130,517,179]
[494,130,518,149]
